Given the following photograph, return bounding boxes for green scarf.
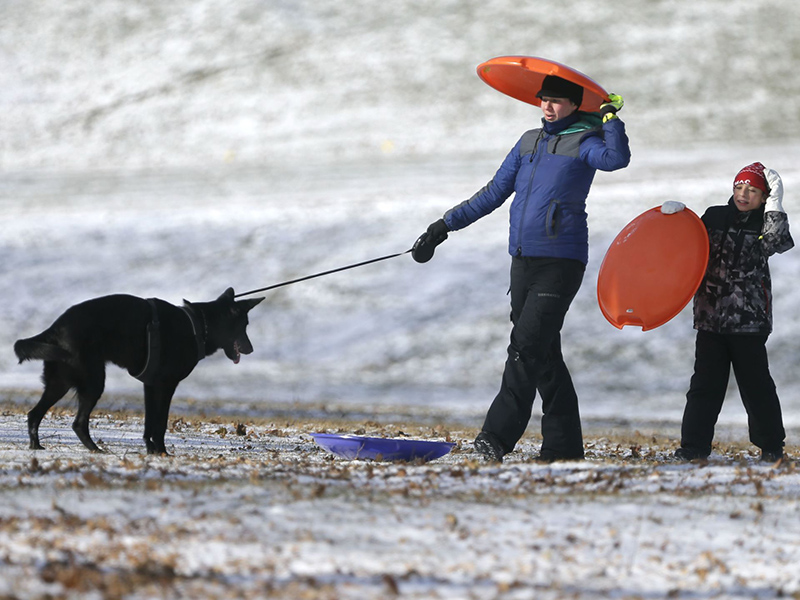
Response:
[558,112,603,135]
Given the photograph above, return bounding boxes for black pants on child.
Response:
[481,257,585,458]
[681,330,785,456]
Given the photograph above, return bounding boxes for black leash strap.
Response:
[234,249,412,298]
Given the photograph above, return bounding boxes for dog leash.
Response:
[234,249,412,298]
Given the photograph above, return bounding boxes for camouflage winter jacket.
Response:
[693,197,794,334]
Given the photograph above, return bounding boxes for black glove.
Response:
[412,219,449,263]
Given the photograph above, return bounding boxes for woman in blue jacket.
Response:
[413,75,631,462]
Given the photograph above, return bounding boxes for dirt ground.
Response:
[1,394,799,600]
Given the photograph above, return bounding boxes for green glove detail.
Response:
[600,93,624,122]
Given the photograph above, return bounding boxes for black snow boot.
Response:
[673,447,710,461]
[533,448,584,463]
[760,449,785,463]
[474,431,505,463]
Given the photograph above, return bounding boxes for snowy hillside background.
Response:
[2,0,800,429]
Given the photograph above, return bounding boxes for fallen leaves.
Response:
[0,405,799,600]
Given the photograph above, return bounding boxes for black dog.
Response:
[14,287,263,454]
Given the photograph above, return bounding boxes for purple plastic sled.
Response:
[311,433,454,462]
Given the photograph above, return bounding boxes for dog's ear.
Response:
[218,287,235,303]
[236,297,264,313]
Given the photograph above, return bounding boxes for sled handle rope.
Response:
[233,249,412,298]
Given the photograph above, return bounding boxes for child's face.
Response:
[733,184,766,212]
[540,97,578,122]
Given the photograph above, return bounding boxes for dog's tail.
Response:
[14,332,72,364]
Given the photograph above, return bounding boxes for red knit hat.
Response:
[733,162,769,194]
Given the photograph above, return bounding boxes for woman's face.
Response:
[540,97,578,122]
[733,184,766,212]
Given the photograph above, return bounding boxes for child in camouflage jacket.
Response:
[663,162,793,462]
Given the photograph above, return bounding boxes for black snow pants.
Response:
[481,256,585,458]
[681,330,786,455]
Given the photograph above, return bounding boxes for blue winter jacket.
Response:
[443,112,631,264]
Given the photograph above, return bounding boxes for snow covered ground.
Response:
[3,0,800,597]
[0,409,798,600]
[4,0,800,170]
[3,145,800,430]
[3,0,800,430]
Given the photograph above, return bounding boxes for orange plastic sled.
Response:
[477,56,611,112]
[597,207,709,331]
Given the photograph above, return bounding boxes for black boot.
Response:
[474,431,505,463]
[673,446,710,461]
[760,449,785,463]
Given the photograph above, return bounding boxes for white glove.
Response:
[764,168,785,213]
[661,201,686,215]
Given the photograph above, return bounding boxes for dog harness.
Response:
[133,299,162,384]
[132,301,206,385]
[181,304,206,362]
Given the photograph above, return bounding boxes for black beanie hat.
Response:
[536,75,584,107]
